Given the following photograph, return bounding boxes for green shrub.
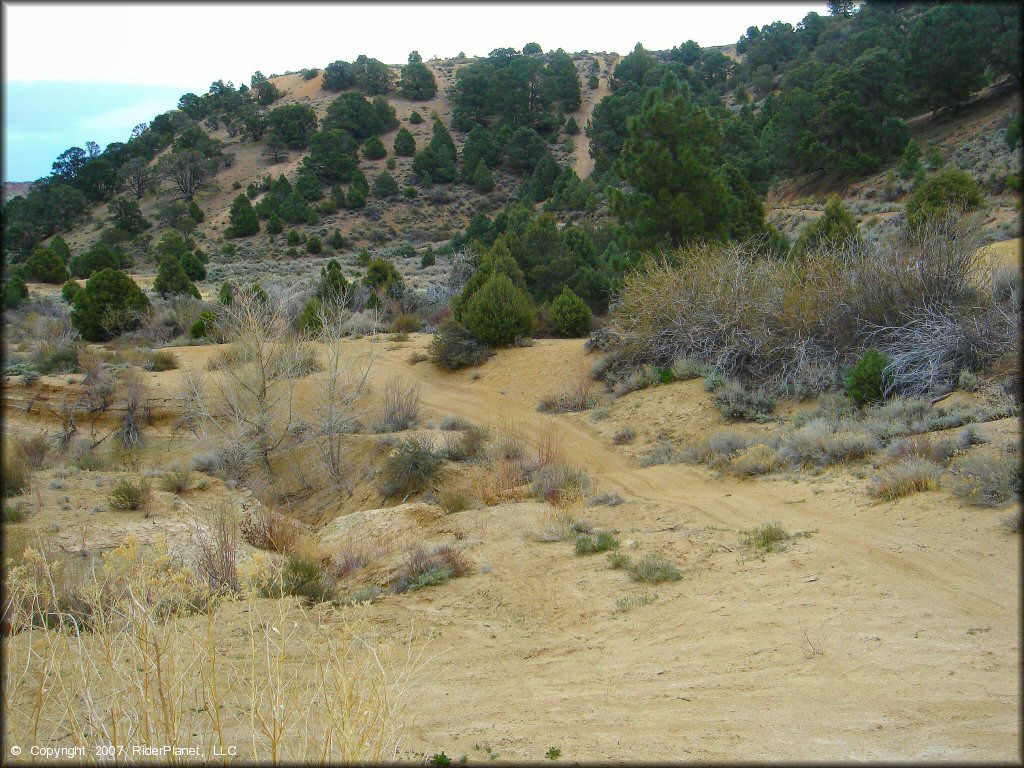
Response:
[420,248,436,268]
[428,320,491,371]
[190,310,216,339]
[741,521,790,553]
[24,246,70,284]
[281,556,335,604]
[61,279,82,303]
[33,344,80,375]
[791,195,862,258]
[109,477,151,511]
[906,168,983,228]
[379,438,442,498]
[549,286,591,337]
[462,273,534,347]
[306,236,322,254]
[409,111,424,125]
[575,531,620,555]
[844,348,891,406]
[71,269,150,342]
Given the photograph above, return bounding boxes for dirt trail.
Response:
[4,335,1017,761]
[356,337,1018,761]
[573,55,618,180]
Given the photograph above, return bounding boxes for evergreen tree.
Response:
[611,74,737,250]
[362,135,387,160]
[154,254,200,298]
[791,195,861,258]
[24,246,70,283]
[180,251,207,281]
[393,127,416,157]
[472,161,495,193]
[373,171,400,198]
[226,193,259,237]
[462,272,534,346]
[399,56,438,100]
[549,286,592,337]
[898,139,923,180]
[71,269,151,341]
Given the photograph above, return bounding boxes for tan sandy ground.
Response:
[3,334,1019,762]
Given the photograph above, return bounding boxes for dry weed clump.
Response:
[239,505,303,553]
[608,552,682,583]
[777,419,878,467]
[2,540,416,763]
[945,445,1021,506]
[392,545,472,593]
[741,521,792,553]
[608,214,1014,399]
[379,438,442,499]
[375,376,421,432]
[537,377,595,413]
[443,425,489,462]
[683,430,756,469]
[870,457,943,500]
[108,477,152,512]
[726,444,780,476]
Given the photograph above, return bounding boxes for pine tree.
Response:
[610,73,737,250]
[154,254,200,298]
[226,193,259,237]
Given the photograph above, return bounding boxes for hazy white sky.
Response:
[4,2,826,87]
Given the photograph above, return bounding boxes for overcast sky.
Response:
[3,2,826,181]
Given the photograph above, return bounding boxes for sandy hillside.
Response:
[573,55,619,180]
[2,331,1019,762]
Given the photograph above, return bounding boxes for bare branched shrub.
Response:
[179,285,307,480]
[78,347,116,413]
[239,505,302,553]
[190,503,240,592]
[118,367,147,449]
[375,376,421,432]
[304,296,376,486]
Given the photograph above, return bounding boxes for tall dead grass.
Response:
[2,540,419,763]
